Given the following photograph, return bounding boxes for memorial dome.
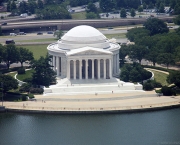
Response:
[61,25,107,43]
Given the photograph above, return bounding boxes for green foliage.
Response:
[138,6,143,12]
[0,75,18,93]
[19,83,31,93]
[29,88,44,94]
[119,45,130,66]
[130,8,136,17]
[86,12,99,19]
[174,15,180,25]
[143,80,162,91]
[86,2,98,13]
[35,5,71,20]
[167,71,180,88]
[126,27,150,42]
[54,30,64,39]
[18,67,25,74]
[128,44,149,64]
[28,94,34,98]
[120,8,126,18]
[120,63,152,83]
[3,92,28,101]
[3,44,19,69]
[100,0,116,12]
[31,54,56,86]
[161,86,175,96]
[144,18,169,35]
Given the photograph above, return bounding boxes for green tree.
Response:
[3,44,19,69]
[86,2,97,13]
[19,1,28,13]
[174,15,180,25]
[54,30,64,39]
[0,75,18,93]
[11,0,17,10]
[126,27,150,42]
[18,47,34,67]
[119,45,130,66]
[100,0,116,12]
[159,3,165,13]
[28,1,37,14]
[120,8,126,18]
[129,44,148,64]
[144,18,169,35]
[37,0,44,9]
[167,71,180,88]
[7,0,11,12]
[174,4,180,14]
[157,53,174,69]
[130,8,136,17]
[86,12,98,19]
[31,54,56,86]
[138,6,143,12]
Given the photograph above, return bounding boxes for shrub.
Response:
[143,82,154,91]
[161,86,175,96]
[23,77,32,83]
[143,80,162,91]
[28,94,34,98]
[18,68,25,74]
[19,83,31,93]
[29,88,44,94]
[22,95,27,101]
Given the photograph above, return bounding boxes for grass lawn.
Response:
[18,38,57,42]
[16,69,34,81]
[17,45,48,60]
[71,12,86,19]
[105,33,126,39]
[150,70,169,86]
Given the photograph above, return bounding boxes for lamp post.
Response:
[1,82,3,106]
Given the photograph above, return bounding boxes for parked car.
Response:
[5,39,15,44]
[18,32,26,35]
[47,31,54,34]
[10,33,17,36]
[1,22,7,25]
[37,32,43,35]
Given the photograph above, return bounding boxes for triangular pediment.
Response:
[67,47,112,56]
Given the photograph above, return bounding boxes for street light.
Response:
[1,82,3,106]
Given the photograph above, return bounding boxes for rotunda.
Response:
[47,25,120,80]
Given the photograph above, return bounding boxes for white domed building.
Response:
[47,25,120,80]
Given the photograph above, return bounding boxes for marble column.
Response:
[109,59,112,79]
[98,59,100,79]
[74,60,76,79]
[116,54,119,73]
[104,59,106,79]
[85,59,88,79]
[53,56,56,71]
[67,60,70,79]
[56,57,59,76]
[92,59,94,79]
[79,60,82,79]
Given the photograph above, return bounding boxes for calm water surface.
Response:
[0,109,180,145]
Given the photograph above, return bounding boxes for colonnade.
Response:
[51,56,61,76]
[67,59,112,80]
[113,53,119,75]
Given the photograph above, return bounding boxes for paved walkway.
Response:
[3,91,180,113]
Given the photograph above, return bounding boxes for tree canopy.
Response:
[143,18,169,35]
[31,54,56,86]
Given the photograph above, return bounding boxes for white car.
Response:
[10,33,17,36]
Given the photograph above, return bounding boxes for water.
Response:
[0,109,180,145]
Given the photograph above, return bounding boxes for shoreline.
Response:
[2,91,180,114]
